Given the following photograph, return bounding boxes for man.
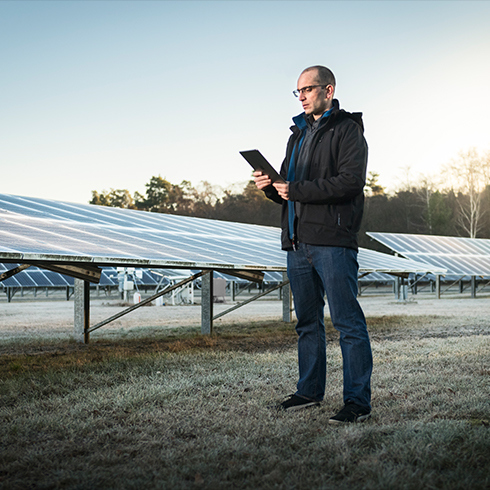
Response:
[254,65,372,423]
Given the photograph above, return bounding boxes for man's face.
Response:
[297,70,333,120]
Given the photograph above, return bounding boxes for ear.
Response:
[326,84,334,99]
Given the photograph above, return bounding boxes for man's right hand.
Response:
[253,171,272,190]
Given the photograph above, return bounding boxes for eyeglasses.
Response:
[293,85,327,97]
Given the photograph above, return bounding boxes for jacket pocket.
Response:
[335,202,355,230]
[301,202,353,230]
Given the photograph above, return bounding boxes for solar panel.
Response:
[0,273,28,288]
[357,247,445,275]
[12,273,38,288]
[43,270,71,287]
[27,270,54,287]
[358,271,393,281]
[0,193,285,271]
[368,232,490,277]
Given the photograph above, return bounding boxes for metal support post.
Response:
[201,270,213,335]
[399,277,407,301]
[394,276,400,299]
[282,272,292,322]
[470,276,476,298]
[436,275,441,299]
[74,279,90,344]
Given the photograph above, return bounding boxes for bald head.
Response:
[301,66,336,92]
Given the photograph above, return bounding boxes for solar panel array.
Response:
[0,263,164,289]
[0,193,444,279]
[368,232,490,278]
[0,263,283,290]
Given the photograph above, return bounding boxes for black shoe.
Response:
[277,394,320,411]
[329,403,371,424]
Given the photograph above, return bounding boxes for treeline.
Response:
[90,148,490,248]
[90,176,280,227]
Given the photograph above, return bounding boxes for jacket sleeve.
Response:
[288,120,367,204]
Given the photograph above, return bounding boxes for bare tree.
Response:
[416,175,437,234]
[444,148,490,238]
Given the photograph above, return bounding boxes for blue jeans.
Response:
[287,244,372,409]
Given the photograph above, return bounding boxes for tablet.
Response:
[239,149,285,183]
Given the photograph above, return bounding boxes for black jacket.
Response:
[265,99,368,251]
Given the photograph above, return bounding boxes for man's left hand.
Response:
[273,182,290,201]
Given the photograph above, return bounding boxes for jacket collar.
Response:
[292,99,340,130]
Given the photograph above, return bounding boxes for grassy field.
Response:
[0,316,489,489]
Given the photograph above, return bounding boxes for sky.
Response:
[1,0,490,204]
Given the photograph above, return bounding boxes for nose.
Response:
[299,90,306,101]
